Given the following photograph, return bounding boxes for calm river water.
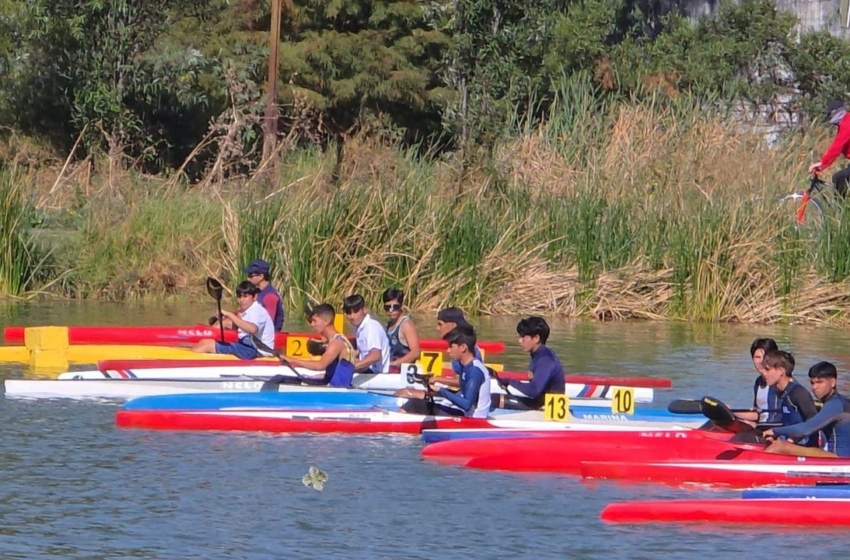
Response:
[2,301,850,559]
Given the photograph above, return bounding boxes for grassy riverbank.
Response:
[5,93,850,324]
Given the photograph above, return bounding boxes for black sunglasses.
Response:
[384,303,401,311]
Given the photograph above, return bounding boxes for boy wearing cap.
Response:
[809,99,850,196]
[192,281,275,359]
[764,361,850,458]
[244,259,285,331]
[436,307,483,370]
[343,294,390,373]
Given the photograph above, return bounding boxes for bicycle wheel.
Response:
[778,192,824,231]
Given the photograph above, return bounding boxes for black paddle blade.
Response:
[700,396,753,433]
[206,277,224,301]
[306,339,326,356]
[667,399,703,414]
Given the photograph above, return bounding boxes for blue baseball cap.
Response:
[244,259,270,275]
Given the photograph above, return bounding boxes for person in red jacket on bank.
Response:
[809,100,850,197]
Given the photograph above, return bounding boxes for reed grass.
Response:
[11,92,850,324]
[0,171,37,296]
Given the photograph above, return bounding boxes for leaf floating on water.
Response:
[303,465,328,491]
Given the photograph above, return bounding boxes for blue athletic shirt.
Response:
[438,358,491,418]
[451,345,483,375]
[318,334,356,387]
[772,392,850,456]
[387,316,411,360]
[776,379,820,446]
[505,346,566,408]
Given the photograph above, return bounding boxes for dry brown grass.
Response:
[10,98,850,324]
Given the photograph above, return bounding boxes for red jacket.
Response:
[820,113,850,169]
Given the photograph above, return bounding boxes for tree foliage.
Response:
[1,0,850,172]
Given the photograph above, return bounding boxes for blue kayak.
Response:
[123,392,687,422]
[743,485,850,500]
[123,391,405,411]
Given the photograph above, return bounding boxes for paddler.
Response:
[763,361,850,457]
[399,327,491,418]
[244,259,285,331]
[734,338,782,425]
[192,281,275,359]
[209,258,285,331]
[431,307,485,389]
[758,349,820,447]
[382,287,421,370]
[494,316,566,409]
[272,303,357,387]
[343,294,390,373]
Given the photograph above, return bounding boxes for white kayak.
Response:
[4,376,638,407]
[53,367,654,402]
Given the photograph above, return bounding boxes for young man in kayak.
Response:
[437,307,484,375]
[494,316,566,410]
[192,282,275,359]
[759,349,820,447]
[244,259,285,331]
[276,303,357,387]
[763,361,850,458]
[735,338,781,425]
[383,287,421,370]
[343,294,390,373]
[399,327,491,418]
[209,259,284,332]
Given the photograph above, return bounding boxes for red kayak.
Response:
[423,431,747,472]
[601,499,850,525]
[96,360,671,389]
[581,457,850,488]
[116,408,490,434]
[3,325,505,354]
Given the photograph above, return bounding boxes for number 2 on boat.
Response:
[285,336,310,358]
[419,351,443,375]
[611,387,635,414]
[544,394,570,422]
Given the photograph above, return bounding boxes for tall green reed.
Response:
[0,171,35,296]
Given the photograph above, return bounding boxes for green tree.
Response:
[275,0,451,169]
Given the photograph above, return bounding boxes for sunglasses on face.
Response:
[384,303,401,312]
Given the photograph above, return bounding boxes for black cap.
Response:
[437,307,472,328]
[244,259,270,275]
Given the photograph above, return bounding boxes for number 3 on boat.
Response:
[544,394,570,422]
[611,387,635,415]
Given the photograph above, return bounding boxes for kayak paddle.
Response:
[667,399,781,416]
[699,396,756,434]
[205,277,226,344]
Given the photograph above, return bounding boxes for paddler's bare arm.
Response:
[288,339,345,371]
[355,348,382,372]
[734,410,760,422]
